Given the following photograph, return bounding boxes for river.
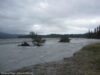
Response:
[0,38,99,72]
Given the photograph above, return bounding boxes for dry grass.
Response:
[73,43,100,75]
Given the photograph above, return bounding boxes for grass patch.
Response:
[81,43,100,53]
[73,43,100,75]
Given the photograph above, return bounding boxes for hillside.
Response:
[0,32,19,38]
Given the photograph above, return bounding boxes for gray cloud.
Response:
[0,0,100,34]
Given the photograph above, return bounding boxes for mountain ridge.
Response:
[0,32,19,38]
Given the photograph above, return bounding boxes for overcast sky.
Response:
[0,0,100,34]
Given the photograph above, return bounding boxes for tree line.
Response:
[18,25,100,39]
[86,25,100,39]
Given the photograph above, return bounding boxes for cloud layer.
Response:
[0,0,100,34]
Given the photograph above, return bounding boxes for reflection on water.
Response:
[0,38,100,72]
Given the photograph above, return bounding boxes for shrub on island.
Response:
[30,32,46,46]
[59,35,70,43]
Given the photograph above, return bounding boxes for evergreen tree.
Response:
[86,25,100,39]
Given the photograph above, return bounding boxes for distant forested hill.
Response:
[0,32,19,38]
